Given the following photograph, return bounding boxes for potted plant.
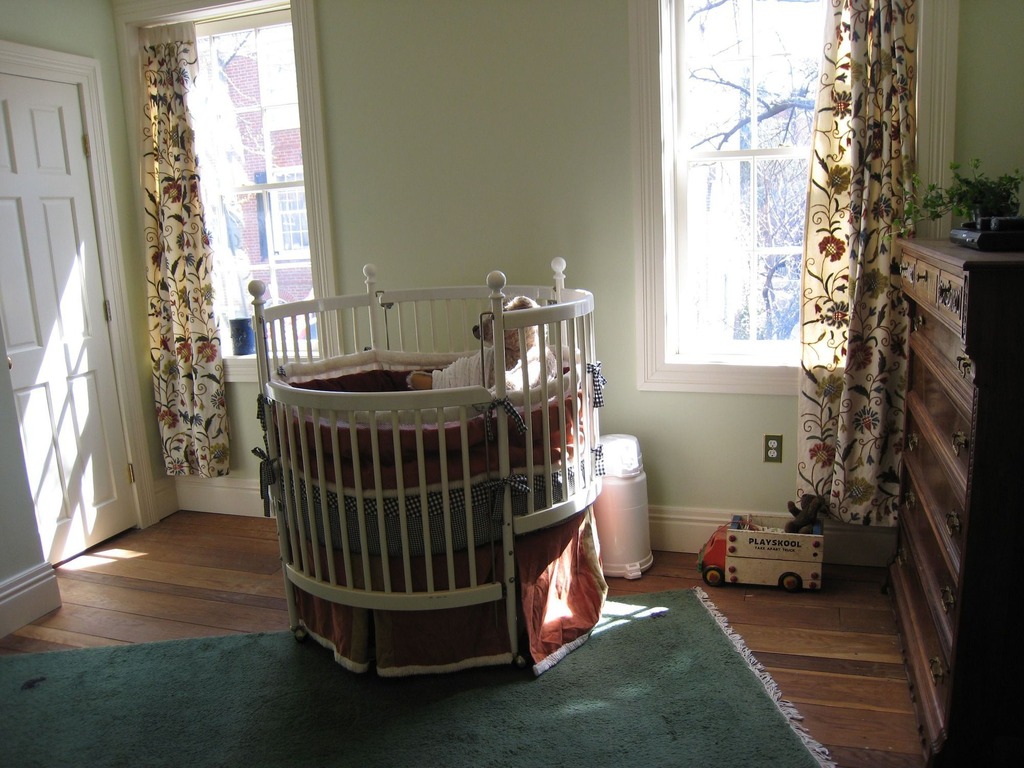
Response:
[905,158,1023,231]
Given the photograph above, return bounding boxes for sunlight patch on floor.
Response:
[592,599,669,635]
[58,548,148,570]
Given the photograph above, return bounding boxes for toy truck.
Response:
[697,514,824,592]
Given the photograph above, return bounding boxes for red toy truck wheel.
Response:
[702,566,725,587]
[779,572,803,592]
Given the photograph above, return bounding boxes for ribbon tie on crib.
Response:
[253,394,279,517]
[487,474,532,520]
[251,447,279,517]
[587,361,607,407]
[593,443,606,477]
[485,397,527,440]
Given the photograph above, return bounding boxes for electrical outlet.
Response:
[763,434,783,463]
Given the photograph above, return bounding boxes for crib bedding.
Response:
[288,464,577,557]
[281,347,567,397]
[280,395,578,490]
[295,507,606,677]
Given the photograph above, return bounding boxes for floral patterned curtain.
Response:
[796,0,916,525]
[142,24,230,477]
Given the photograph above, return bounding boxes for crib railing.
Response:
[248,263,382,379]
[266,383,507,612]
[500,285,600,534]
[376,283,555,356]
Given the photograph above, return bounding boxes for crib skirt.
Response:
[294,508,607,676]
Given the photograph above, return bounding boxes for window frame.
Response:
[630,0,957,395]
[114,0,334,382]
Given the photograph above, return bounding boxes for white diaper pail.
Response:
[593,434,653,579]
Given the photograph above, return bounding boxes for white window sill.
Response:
[638,361,800,396]
[223,355,259,384]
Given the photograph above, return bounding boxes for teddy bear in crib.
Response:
[407,295,540,390]
[786,493,828,534]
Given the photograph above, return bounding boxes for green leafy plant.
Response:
[905,159,1023,227]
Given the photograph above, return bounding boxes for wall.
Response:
[1,0,1021,573]
[955,0,1024,177]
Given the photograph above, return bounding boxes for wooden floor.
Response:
[1,511,924,768]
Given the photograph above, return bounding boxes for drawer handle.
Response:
[912,314,925,332]
[951,431,969,456]
[941,585,956,613]
[945,510,962,537]
[938,281,952,300]
[956,355,973,377]
[900,261,911,276]
[929,656,945,685]
[903,490,916,510]
[907,432,919,451]
[916,270,929,283]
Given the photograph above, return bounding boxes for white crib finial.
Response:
[363,263,377,289]
[551,257,566,299]
[248,279,268,306]
[487,270,507,298]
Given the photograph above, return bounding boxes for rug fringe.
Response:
[532,631,592,676]
[692,587,839,768]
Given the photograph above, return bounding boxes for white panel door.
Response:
[0,72,136,563]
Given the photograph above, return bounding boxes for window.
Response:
[633,0,825,393]
[192,10,312,326]
[116,0,332,378]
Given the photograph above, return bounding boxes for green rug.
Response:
[1,588,833,768]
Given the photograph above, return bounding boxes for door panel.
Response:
[0,72,136,563]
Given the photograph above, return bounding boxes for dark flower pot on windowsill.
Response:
[229,317,255,356]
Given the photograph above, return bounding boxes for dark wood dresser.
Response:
[891,238,1024,766]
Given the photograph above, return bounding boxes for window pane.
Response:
[683,159,753,345]
[684,60,752,151]
[755,55,816,148]
[684,0,752,59]
[756,157,809,248]
[753,0,823,57]
[256,25,298,106]
[754,251,801,341]
[687,159,752,246]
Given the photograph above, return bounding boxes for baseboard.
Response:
[174,475,264,518]
[166,483,897,567]
[649,505,897,568]
[0,562,62,638]
[152,476,181,522]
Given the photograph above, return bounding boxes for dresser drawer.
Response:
[935,269,966,331]
[909,305,974,392]
[901,254,938,307]
[890,541,950,757]
[907,353,973,486]
[904,409,967,575]
[900,467,958,658]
